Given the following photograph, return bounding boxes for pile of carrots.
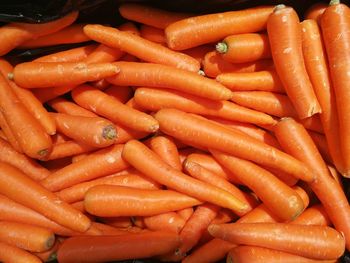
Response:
[0,0,350,262]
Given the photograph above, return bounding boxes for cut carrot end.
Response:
[38,148,50,158]
[198,70,205,76]
[329,0,340,5]
[216,42,228,54]
[274,4,287,12]
[102,125,117,140]
[207,224,220,236]
[7,72,14,80]
[45,234,56,250]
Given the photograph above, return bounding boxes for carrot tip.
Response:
[329,0,340,5]
[207,224,220,236]
[198,70,206,76]
[274,4,287,12]
[7,72,14,80]
[102,125,117,140]
[38,148,50,158]
[45,234,56,250]
[149,123,160,133]
[216,42,228,54]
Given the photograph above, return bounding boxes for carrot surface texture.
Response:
[0,242,41,263]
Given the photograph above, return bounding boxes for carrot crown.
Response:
[216,42,228,54]
[329,0,340,5]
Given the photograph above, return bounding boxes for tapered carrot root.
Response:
[33,85,76,103]
[0,242,41,263]
[140,25,166,44]
[144,212,186,233]
[48,97,98,117]
[47,140,96,160]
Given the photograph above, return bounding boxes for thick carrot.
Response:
[0,162,91,232]
[304,2,328,22]
[216,33,271,63]
[119,3,191,29]
[41,144,129,191]
[202,50,273,78]
[83,24,200,72]
[123,140,249,213]
[0,58,56,135]
[85,185,201,217]
[208,222,345,260]
[12,61,119,89]
[0,112,22,152]
[47,140,96,160]
[0,71,52,159]
[274,117,350,250]
[143,212,186,233]
[140,25,166,44]
[104,85,133,104]
[56,172,160,204]
[106,61,232,100]
[48,97,98,117]
[51,112,117,148]
[292,204,331,226]
[154,108,314,182]
[0,221,55,252]
[267,5,321,119]
[216,70,285,93]
[165,6,274,50]
[301,18,344,173]
[0,137,50,181]
[134,88,275,125]
[57,231,181,263]
[71,84,159,133]
[227,245,337,263]
[321,0,350,176]
[0,242,41,263]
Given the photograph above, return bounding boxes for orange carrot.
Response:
[83,24,200,72]
[0,71,52,159]
[134,87,275,125]
[304,2,328,22]
[216,33,271,63]
[0,112,22,152]
[292,204,331,226]
[118,21,140,35]
[123,140,250,213]
[82,44,124,64]
[33,239,61,262]
[48,97,98,117]
[267,5,321,119]
[0,58,56,135]
[33,85,76,103]
[321,0,350,175]
[113,123,150,144]
[274,117,350,250]
[41,144,129,191]
[12,61,119,89]
[182,44,213,64]
[0,162,91,232]
[140,24,166,44]
[154,108,314,182]
[0,242,41,263]
[216,70,285,93]
[56,172,160,204]
[309,131,333,164]
[299,114,324,133]
[119,3,191,29]
[100,217,132,229]
[51,113,117,148]
[57,231,181,263]
[71,84,159,133]
[208,222,345,260]
[104,85,133,104]
[165,6,274,50]
[144,212,186,233]
[177,207,194,222]
[47,140,96,160]
[107,61,232,100]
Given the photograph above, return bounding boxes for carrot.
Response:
[165,6,274,50]
[113,123,150,144]
[83,44,124,64]
[309,131,333,164]
[0,221,55,252]
[0,58,56,135]
[144,212,186,233]
[216,70,285,93]
[0,162,91,232]
[50,113,117,148]
[83,24,200,72]
[202,51,273,78]
[85,185,201,217]
[48,97,97,117]
[33,239,61,262]
[104,85,134,104]
[0,11,78,56]
[118,21,140,35]
[208,222,345,260]
[41,144,129,191]
[134,88,276,125]
[33,85,77,103]
[0,71,52,159]
[301,18,344,173]
[12,61,119,89]
[57,231,181,263]
[34,44,96,63]
[216,33,271,63]
[18,24,89,48]
[100,217,132,228]
[154,108,314,182]
[140,25,166,44]
[299,114,324,134]
[182,44,213,64]
[274,117,350,250]
[304,2,328,22]
[122,139,250,214]
[0,138,50,181]
[56,172,160,204]
[321,0,350,176]
[227,245,338,263]
[267,5,321,119]
[177,207,194,222]
[71,84,159,133]
[0,242,41,263]
[0,112,23,152]
[292,204,331,226]
[145,135,182,171]
[119,3,191,29]
[47,140,96,160]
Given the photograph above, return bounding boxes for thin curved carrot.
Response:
[154,108,314,182]
[48,97,98,117]
[140,25,166,44]
[144,212,186,233]
[12,61,119,89]
[107,61,232,100]
[83,24,200,72]
[216,70,285,93]
[47,140,95,160]
[0,72,52,159]
[208,222,345,260]
[0,242,41,263]
[267,5,321,119]
[165,6,274,50]
[134,87,275,125]
[304,2,328,22]
[0,162,91,232]
[71,84,159,133]
[216,33,271,63]
[292,204,331,226]
[41,144,129,191]
[0,112,23,152]
[119,3,191,29]
[104,85,133,104]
